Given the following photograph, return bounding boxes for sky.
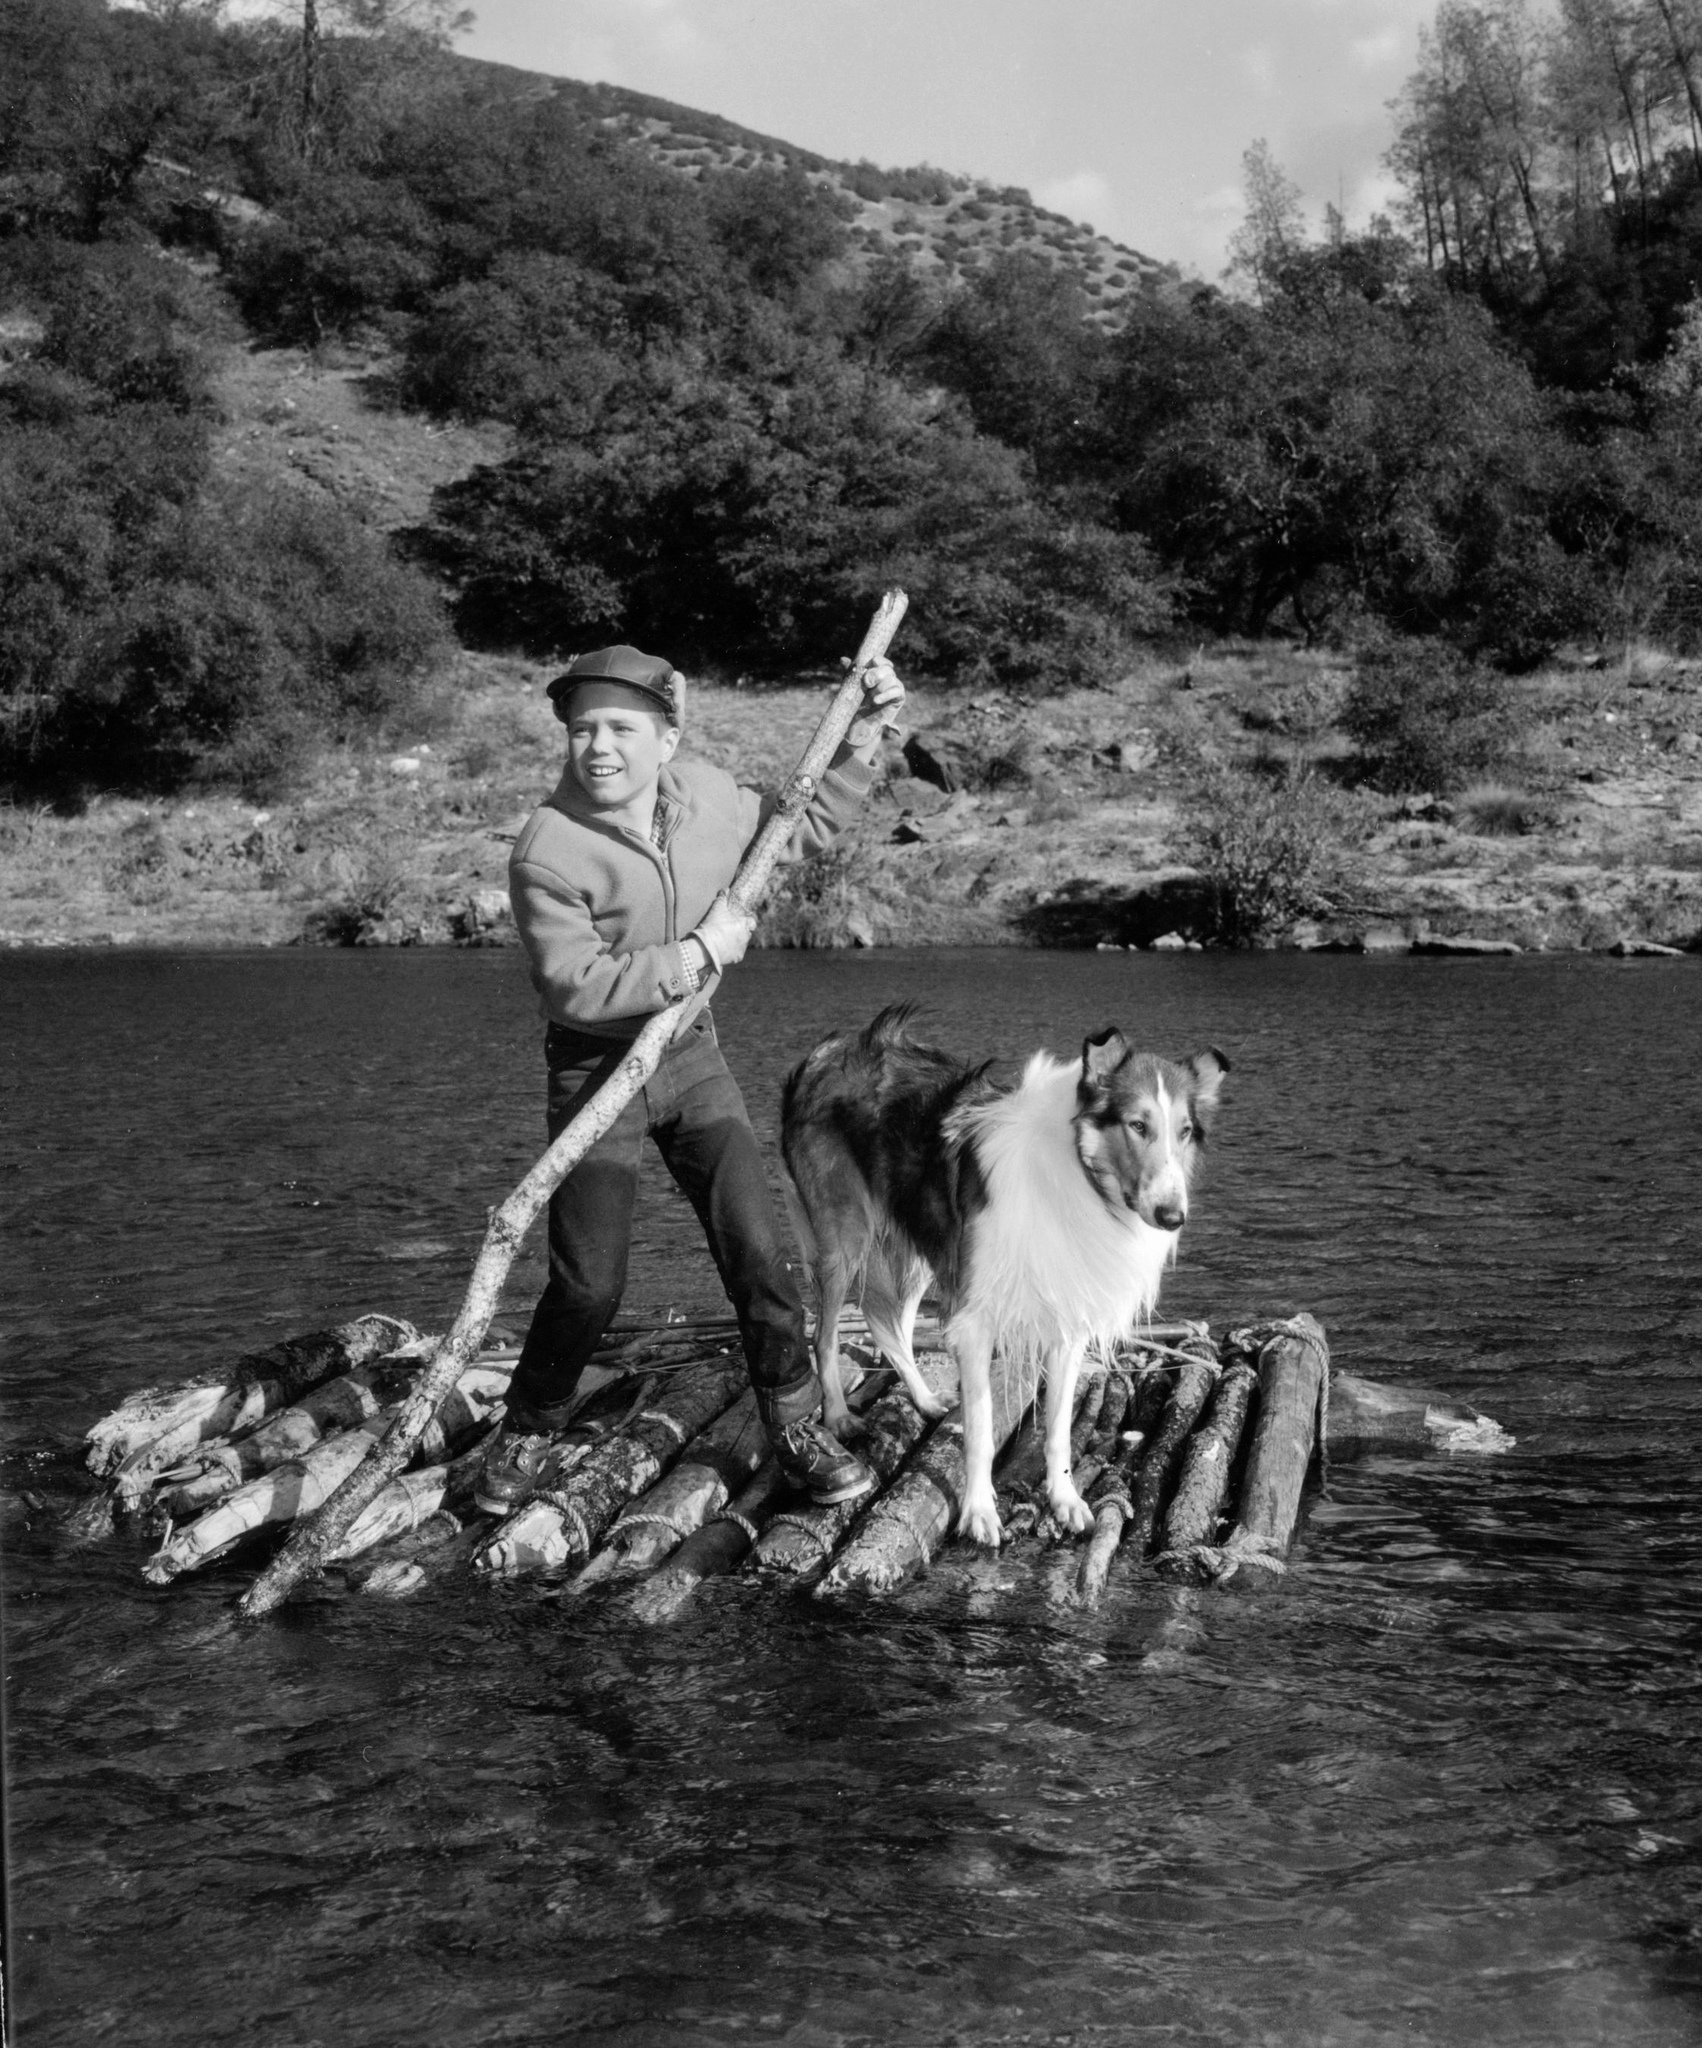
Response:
[458,0,1442,277]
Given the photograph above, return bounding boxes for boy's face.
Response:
[563,681,680,814]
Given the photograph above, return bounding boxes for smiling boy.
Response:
[479,642,904,1515]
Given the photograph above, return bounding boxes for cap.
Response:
[546,645,684,728]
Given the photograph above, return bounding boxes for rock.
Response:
[902,730,978,793]
[1091,733,1157,773]
[892,792,978,844]
[883,774,949,816]
[450,888,513,944]
[1410,933,1523,956]
[388,755,422,776]
[1601,936,1686,957]
[1671,731,1702,757]
[1150,931,1188,950]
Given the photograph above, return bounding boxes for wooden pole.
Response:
[240,592,907,1618]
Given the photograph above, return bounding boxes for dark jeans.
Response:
[509,1011,812,1428]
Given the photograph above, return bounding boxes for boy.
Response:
[478,641,905,1515]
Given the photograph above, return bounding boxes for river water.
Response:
[3,947,1701,2047]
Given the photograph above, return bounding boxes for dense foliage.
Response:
[7,0,1702,795]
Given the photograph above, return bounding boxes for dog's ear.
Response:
[1184,1046,1230,1127]
[1081,1027,1129,1088]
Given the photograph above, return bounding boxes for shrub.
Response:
[416,344,1173,688]
[1456,781,1547,835]
[224,171,439,343]
[1182,767,1363,946]
[1340,638,1521,793]
[1,454,449,794]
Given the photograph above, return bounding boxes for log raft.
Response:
[81,1305,1512,1611]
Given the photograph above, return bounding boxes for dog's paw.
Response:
[911,1388,951,1422]
[957,1489,1004,1549]
[1047,1479,1096,1536]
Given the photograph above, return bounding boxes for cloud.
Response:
[1035,169,1114,232]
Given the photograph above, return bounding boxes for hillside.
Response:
[462,61,1179,321]
[3,332,1699,961]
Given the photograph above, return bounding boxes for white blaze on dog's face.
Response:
[1073,1030,1229,1230]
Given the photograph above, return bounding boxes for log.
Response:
[1200,1314,1329,1588]
[628,1463,788,1624]
[239,591,908,1619]
[328,1441,490,1566]
[1075,1336,1216,1609]
[354,1517,489,1599]
[1061,1369,1139,1511]
[96,1315,419,1505]
[144,1413,392,1583]
[995,1362,1108,1539]
[815,1379,1026,1595]
[473,1358,746,1575]
[565,1387,769,1591]
[749,1381,928,1577]
[141,1363,510,1585]
[1153,1361,1259,1581]
[150,1354,437,1521]
[1328,1372,1513,1454]
[1124,1335,1221,1557]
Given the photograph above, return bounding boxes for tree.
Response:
[1225,139,1309,304]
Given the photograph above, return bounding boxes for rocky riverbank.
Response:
[4,639,1700,956]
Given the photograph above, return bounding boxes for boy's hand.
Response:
[694,892,755,970]
[844,656,906,756]
[861,656,905,717]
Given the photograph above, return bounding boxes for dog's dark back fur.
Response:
[781,1005,996,1295]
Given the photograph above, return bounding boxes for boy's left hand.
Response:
[861,657,905,718]
[845,657,905,754]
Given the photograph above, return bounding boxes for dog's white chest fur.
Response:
[950,1054,1173,1371]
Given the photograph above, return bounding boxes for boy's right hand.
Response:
[694,892,755,970]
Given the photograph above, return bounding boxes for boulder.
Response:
[902,730,978,793]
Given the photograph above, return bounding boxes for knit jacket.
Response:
[509,753,874,1035]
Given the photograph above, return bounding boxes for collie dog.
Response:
[781,1006,1228,1547]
